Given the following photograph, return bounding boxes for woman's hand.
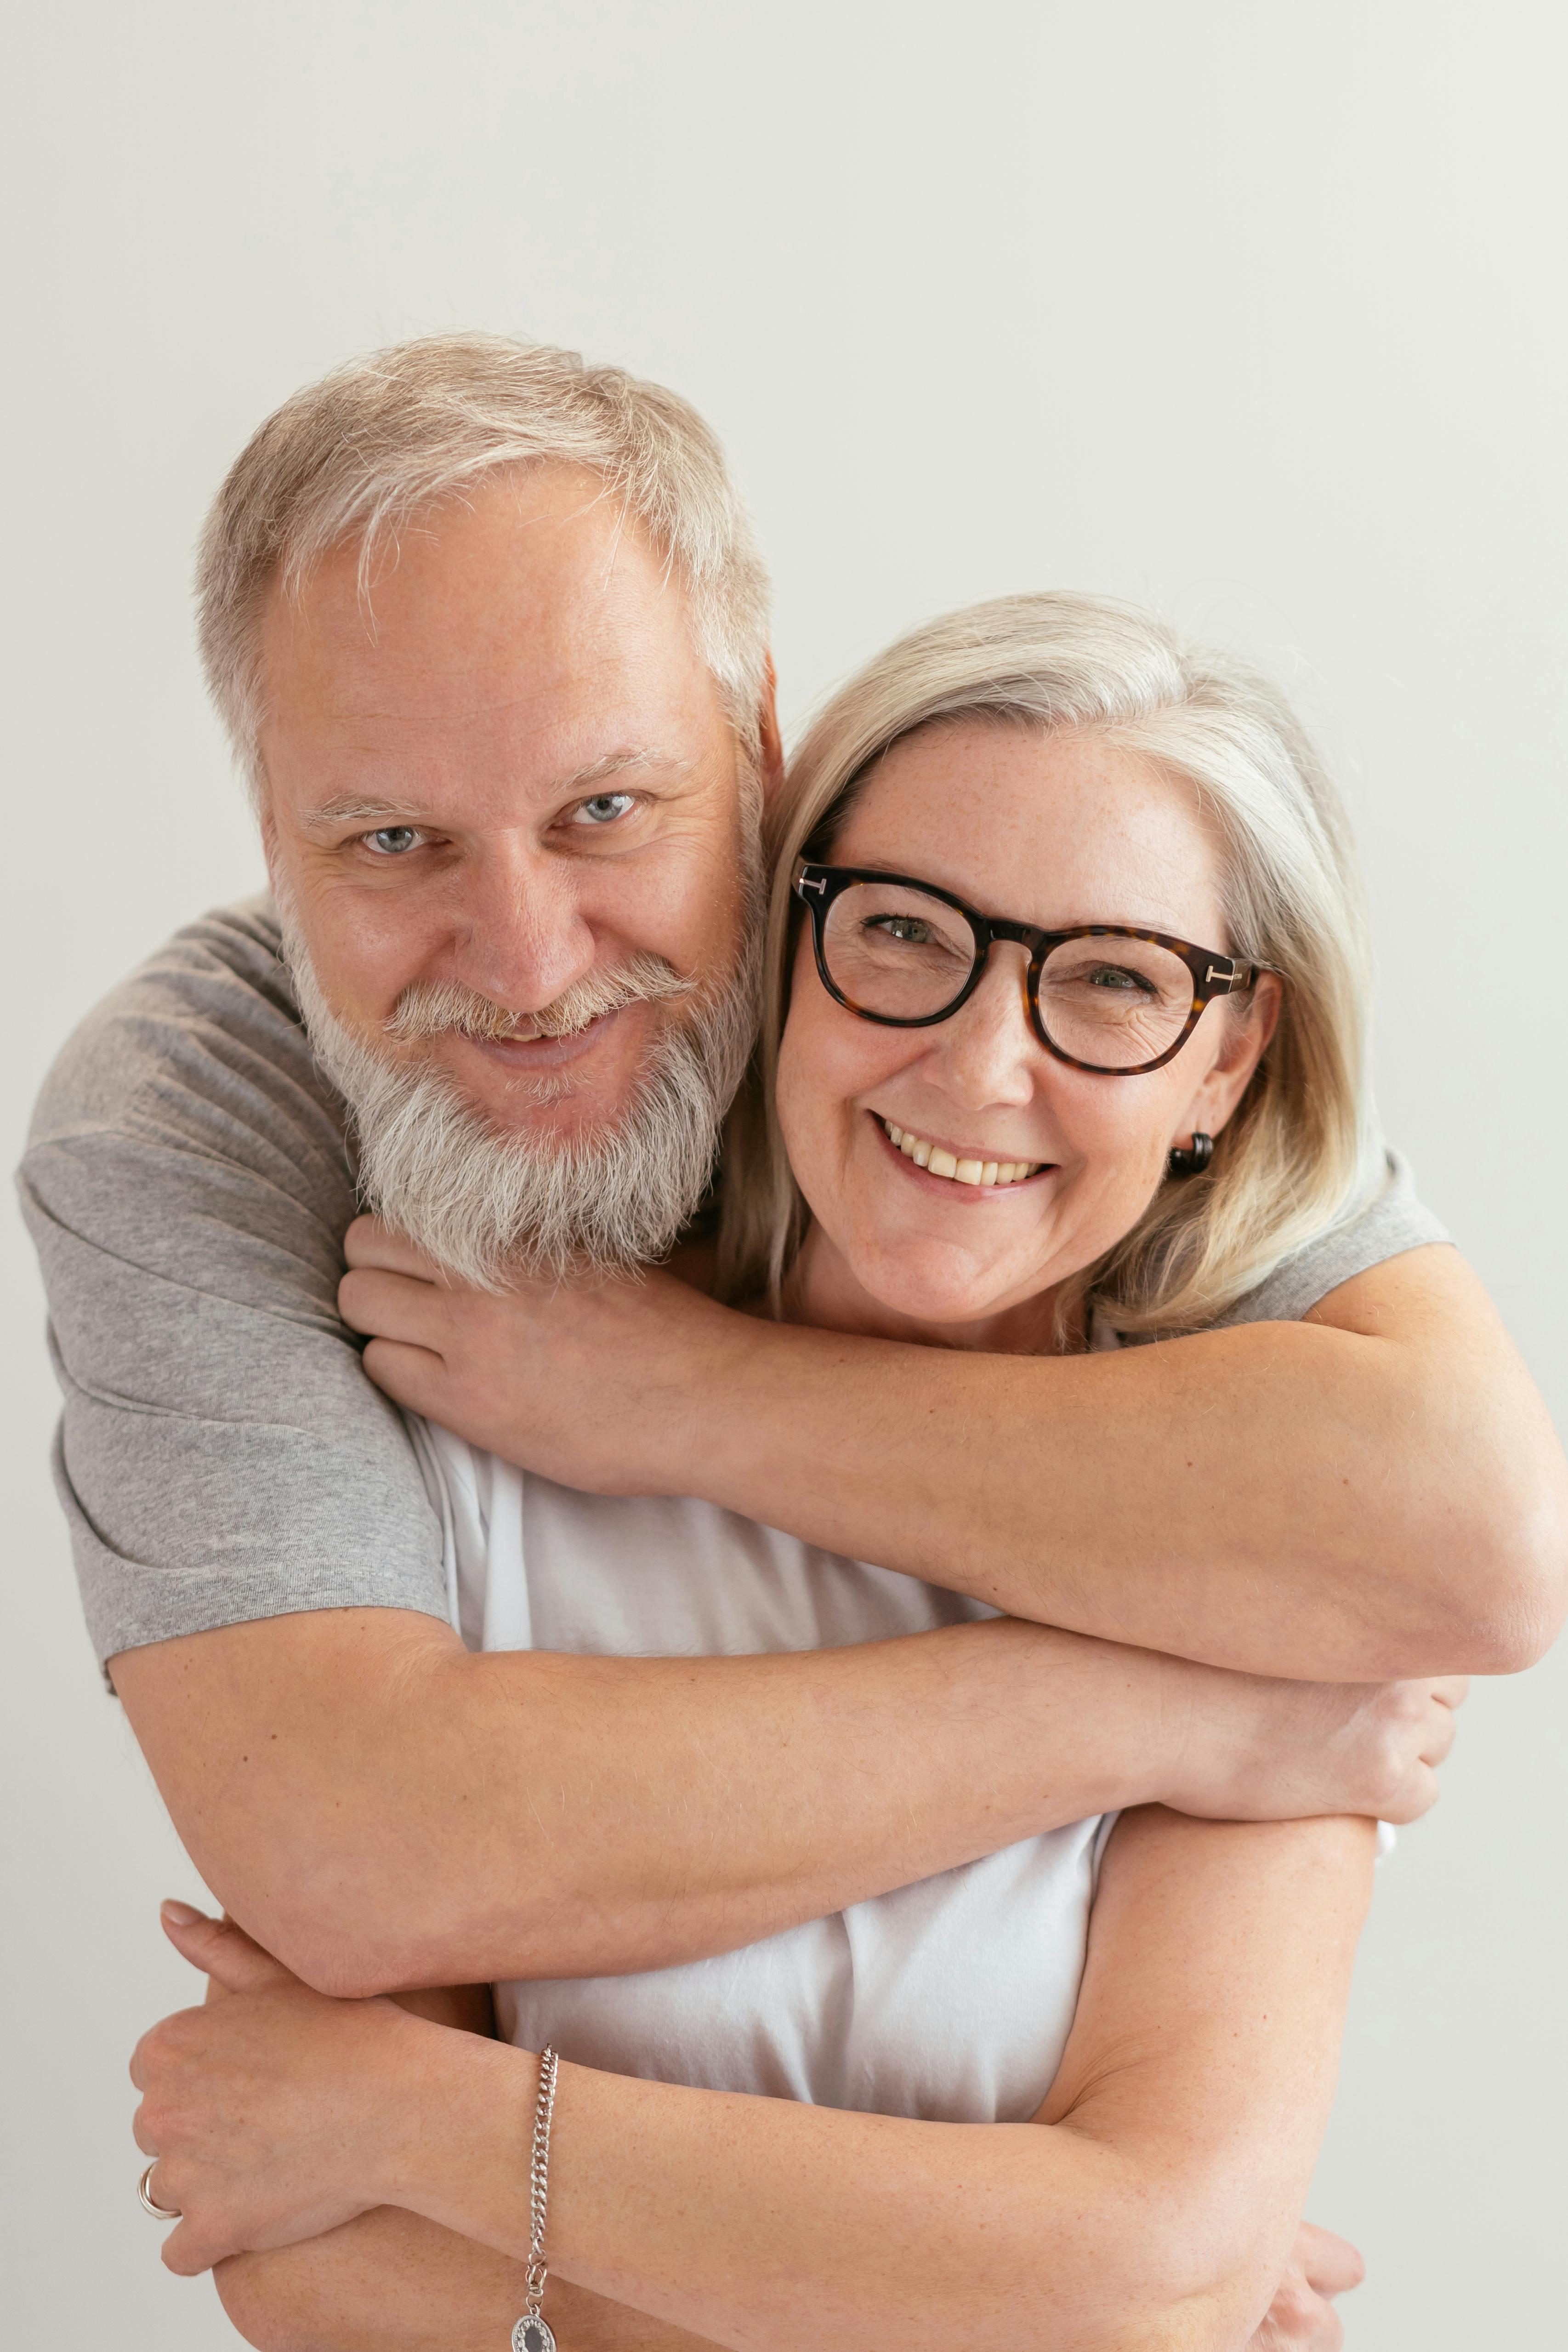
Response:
[340,1215,739,1494]
[131,1905,422,2275]
[1250,2222,1364,2347]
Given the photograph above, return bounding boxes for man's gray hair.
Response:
[196,332,773,795]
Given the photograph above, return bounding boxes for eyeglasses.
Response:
[794,863,1272,1076]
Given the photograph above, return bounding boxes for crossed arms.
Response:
[143,1810,1377,2352]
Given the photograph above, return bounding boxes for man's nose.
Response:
[443,836,598,1014]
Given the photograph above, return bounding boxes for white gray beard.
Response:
[278,911,761,1289]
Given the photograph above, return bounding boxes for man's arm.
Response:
[344,1230,1568,1680]
[108,1607,1460,1995]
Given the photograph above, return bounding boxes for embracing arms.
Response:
[138,1809,1377,2352]
[343,1227,1568,1682]
[110,1608,1458,1994]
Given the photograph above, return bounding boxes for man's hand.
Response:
[1161,1664,1467,1827]
[1250,2222,1364,2347]
[340,1215,720,1497]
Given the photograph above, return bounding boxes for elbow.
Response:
[215,2256,307,2352]
[1049,2193,1279,2352]
[1429,1469,1568,1677]
[218,1832,479,2000]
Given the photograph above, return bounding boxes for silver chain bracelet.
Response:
[511,2046,560,2352]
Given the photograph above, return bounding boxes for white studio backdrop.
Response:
[3,4,1564,2343]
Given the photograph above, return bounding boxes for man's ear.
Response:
[756,652,785,808]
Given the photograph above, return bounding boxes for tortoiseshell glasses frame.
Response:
[794,861,1275,1077]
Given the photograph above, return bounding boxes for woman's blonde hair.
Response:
[717,592,1385,1338]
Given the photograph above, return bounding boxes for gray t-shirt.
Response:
[19,897,1451,1670]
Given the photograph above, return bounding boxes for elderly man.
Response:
[21,335,1565,2345]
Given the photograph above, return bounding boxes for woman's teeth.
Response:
[882,1121,1040,1187]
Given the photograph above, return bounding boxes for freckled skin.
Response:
[775,722,1281,1350]
[257,464,757,1148]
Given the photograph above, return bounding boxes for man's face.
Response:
[260,463,758,1149]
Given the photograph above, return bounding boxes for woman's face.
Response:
[774,720,1280,1348]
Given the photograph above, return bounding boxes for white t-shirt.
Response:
[409,1422,1112,2124]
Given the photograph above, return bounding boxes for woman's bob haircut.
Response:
[718,591,1386,1338]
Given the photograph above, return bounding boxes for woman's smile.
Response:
[871,1112,1049,1191]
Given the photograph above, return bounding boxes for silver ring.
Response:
[137,2161,181,2221]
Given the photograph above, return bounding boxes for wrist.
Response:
[381,2022,538,2253]
[1141,1648,1244,1817]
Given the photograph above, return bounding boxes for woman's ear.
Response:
[1177,973,1283,1143]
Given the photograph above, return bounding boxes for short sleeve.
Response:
[17,898,449,1674]
[1209,1152,1451,1329]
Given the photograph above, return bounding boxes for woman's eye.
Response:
[872,916,935,945]
[363,826,424,856]
[570,792,637,827]
[1086,965,1153,994]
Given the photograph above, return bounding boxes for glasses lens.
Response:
[1037,934,1198,1069]
[820,881,977,1020]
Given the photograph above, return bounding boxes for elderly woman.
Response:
[136,595,1479,2352]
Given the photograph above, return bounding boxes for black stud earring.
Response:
[1167,1132,1214,1179]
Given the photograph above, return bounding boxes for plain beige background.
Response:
[4,3,1565,2344]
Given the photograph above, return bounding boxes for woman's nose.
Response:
[931,946,1038,1103]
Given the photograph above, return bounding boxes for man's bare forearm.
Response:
[112,1606,1214,1997]
[676,1252,1568,1680]
[350,1235,1568,1683]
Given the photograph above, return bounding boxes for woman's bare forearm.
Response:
[347,1813,1374,2352]
[216,2208,721,2352]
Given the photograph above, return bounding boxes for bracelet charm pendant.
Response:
[512,2317,557,2352]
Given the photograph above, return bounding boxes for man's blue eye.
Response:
[574,793,636,826]
[366,827,420,854]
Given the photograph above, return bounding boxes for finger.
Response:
[160,1904,299,1994]
[343,1215,443,1279]
[161,2215,224,2278]
[1381,1760,1437,1824]
[339,1264,452,1347]
[131,2100,156,2155]
[1420,1703,1459,1768]
[1432,1675,1471,1710]
[362,1335,450,1413]
[1295,2221,1365,2297]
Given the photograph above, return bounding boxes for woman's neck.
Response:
[783,1224,1072,1355]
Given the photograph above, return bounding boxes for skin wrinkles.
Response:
[257,463,773,1150]
[777,721,1282,1353]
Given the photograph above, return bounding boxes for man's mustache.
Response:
[385,954,697,1046]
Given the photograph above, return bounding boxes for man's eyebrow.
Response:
[298,750,685,832]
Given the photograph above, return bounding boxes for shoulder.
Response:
[22,895,355,1290]
[1211,1152,1451,1330]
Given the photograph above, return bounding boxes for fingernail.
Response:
[161,1899,205,1927]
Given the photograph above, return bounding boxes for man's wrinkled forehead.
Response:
[255,466,731,801]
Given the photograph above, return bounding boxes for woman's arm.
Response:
[342,1224,1568,1679]
[185,1926,718,2352]
[137,1812,1376,2352]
